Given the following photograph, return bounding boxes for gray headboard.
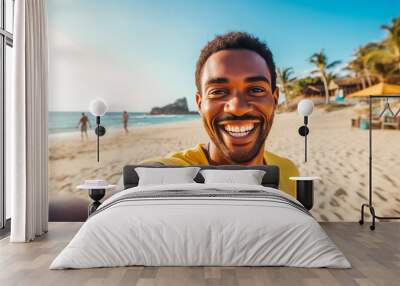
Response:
[123,165,280,189]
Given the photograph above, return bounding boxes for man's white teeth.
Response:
[228,130,250,137]
[223,124,255,137]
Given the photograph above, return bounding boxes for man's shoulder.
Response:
[139,144,209,166]
[264,151,299,174]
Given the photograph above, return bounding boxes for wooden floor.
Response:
[0,222,399,286]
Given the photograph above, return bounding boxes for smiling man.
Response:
[140,32,299,197]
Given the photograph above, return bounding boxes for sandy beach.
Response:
[49,107,400,222]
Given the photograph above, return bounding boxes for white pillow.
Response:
[200,169,266,185]
[135,167,200,186]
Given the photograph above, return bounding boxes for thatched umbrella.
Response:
[348,83,400,117]
[347,82,400,97]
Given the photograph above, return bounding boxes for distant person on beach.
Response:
[123,111,129,133]
[77,112,90,141]
[140,32,299,197]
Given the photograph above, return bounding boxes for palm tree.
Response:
[345,18,400,85]
[360,43,396,82]
[309,50,341,104]
[381,16,400,71]
[277,67,296,110]
[372,62,397,82]
[345,57,367,89]
[345,43,379,88]
[326,71,337,87]
[354,43,380,86]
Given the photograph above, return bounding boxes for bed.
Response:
[50,165,350,269]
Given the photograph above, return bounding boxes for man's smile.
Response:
[217,119,262,145]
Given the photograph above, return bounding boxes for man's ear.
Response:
[273,87,280,106]
[195,91,202,113]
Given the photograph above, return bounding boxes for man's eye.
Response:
[248,87,266,95]
[208,89,228,98]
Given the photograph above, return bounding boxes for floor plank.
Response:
[0,222,399,286]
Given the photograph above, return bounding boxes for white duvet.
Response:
[50,183,351,269]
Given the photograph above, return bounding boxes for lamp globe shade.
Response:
[297,99,314,117]
[89,98,108,117]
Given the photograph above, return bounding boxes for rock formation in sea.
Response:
[150,97,197,115]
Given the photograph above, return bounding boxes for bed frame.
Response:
[123,165,280,189]
[120,165,313,211]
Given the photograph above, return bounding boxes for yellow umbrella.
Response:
[347,82,400,97]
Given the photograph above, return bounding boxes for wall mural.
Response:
[47,0,400,222]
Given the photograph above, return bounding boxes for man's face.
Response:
[196,49,279,163]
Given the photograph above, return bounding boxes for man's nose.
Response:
[224,94,252,117]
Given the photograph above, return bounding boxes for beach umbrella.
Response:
[348,82,400,116]
[347,82,400,97]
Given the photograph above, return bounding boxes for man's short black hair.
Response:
[195,31,277,92]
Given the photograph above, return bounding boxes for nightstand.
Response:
[77,183,116,216]
[289,177,320,210]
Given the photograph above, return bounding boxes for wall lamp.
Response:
[89,98,108,162]
[297,99,314,163]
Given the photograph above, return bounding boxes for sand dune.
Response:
[49,107,400,221]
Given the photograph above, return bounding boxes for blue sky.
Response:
[47,0,398,111]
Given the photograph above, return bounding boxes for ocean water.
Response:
[48,112,200,135]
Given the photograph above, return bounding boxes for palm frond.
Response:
[381,24,392,33]
[326,60,341,69]
[277,67,296,83]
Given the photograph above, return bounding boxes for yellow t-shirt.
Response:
[139,144,300,197]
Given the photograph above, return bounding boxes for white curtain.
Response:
[9,0,49,242]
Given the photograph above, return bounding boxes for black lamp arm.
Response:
[97,116,100,162]
[94,116,107,162]
[297,116,310,163]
